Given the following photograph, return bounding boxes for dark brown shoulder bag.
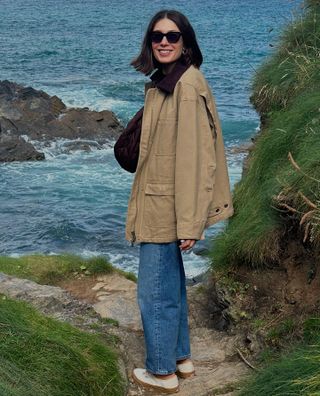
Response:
[113,106,144,173]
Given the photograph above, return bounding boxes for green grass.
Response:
[251,0,320,114]
[0,296,125,396]
[265,319,297,348]
[238,317,320,396]
[209,1,320,269]
[0,254,137,284]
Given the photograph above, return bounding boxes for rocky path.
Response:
[0,272,249,395]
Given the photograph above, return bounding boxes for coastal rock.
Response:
[0,80,123,161]
[92,273,141,331]
[0,272,94,322]
[0,134,45,162]
[46,108,121,144]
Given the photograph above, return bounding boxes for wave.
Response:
[21,135,115,159]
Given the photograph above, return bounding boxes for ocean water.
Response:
[0,0,300,277]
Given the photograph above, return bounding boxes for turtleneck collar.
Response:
[150,59,190,94]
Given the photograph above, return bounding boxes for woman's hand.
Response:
[179,239,197,252]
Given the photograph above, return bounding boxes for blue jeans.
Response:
[138,241,191,375]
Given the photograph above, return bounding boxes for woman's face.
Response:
[151,18,183,66]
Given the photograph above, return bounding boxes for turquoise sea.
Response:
[0,0,300,276]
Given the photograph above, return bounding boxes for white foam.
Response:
[42,86,130,113]
[93,98,129,112]
[22,137,115,159]
[105,251,139,272]
[76,249,103,258]
[7,252,24,258]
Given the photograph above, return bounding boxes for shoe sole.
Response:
[132,371,179,394]
[176,370,195,379]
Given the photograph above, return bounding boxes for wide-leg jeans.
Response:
[137,241,191,375]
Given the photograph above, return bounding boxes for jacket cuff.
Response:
[177,220,206,240]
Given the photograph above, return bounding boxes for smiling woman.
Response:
[131,9,202,76]
[117,8,233,394]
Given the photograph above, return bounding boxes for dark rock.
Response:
[18,86,49,100]
[0,116,19,134]
[50,95,66,116]
[0,134,45,162]
[0,80,124,162]
[187,274,232,331]
[46,108,122,143]
[0,80,17,96]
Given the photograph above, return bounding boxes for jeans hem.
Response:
[176,354,191,361]
[146,367,177,375]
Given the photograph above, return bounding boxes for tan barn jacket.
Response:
[125,62,233,244]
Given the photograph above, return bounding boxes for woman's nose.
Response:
[160,36,169,45]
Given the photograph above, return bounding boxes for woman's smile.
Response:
[158,49,173,56]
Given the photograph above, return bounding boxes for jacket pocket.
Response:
[154,119,177,155]
[144,183,176,228]
[147,154,175,183]
[145,183,174,195]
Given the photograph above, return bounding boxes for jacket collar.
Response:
[150,59,190,94]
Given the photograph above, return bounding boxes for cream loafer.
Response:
[132,368,179,394]
[176,360,195,378]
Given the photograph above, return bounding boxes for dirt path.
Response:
[0,271,249,395]
[62,273,249,395]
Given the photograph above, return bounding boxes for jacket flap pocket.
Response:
[145,183,174,196]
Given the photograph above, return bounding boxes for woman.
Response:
[125,10,233,393]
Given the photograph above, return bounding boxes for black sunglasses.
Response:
[150,31,182,44]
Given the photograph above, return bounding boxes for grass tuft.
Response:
[0,296,125,396]
[238,316,320,395]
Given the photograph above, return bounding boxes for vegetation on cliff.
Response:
[238,317,320,395]
[0,255,136,395]
[0,254,136,284]
[208,0,320,394]
[0,297,125,396]
[210,0,320,268]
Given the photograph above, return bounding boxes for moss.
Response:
[100,317,120,327]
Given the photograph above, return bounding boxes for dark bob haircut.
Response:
[131,10,203,75]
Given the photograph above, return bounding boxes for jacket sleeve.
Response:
[175,83,216,240]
